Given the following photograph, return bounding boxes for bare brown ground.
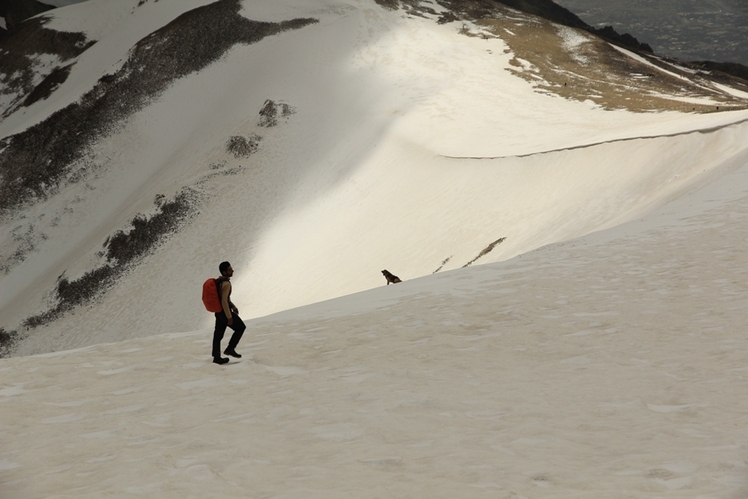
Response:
[470,14,748,114]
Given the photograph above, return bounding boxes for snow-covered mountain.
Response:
[3,0,748,496]
[0,0,747,357]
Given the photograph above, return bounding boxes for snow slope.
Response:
[2,0,748,496]
[1,116,747,498]
[0,0,747,357]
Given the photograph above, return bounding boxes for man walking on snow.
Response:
[212,261,245,365]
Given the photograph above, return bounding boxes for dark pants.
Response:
[212,312,246,358]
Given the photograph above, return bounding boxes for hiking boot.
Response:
[213,356,229,365]
[224,348,241,358]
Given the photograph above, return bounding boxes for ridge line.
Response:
[441,115,748,160]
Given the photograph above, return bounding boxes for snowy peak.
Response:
[2,3,748,497]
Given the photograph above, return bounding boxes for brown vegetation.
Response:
[478,16,748,113]
[463,237,507,268]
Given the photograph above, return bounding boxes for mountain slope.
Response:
[1,0,748,356]
[2,131,748,497]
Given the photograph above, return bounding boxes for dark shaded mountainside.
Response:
[0,0,53,30]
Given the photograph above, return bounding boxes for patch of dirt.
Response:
[474,15,748,113]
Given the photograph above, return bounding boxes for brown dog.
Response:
[381,269,402,285]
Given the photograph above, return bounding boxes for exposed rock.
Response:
[690,61,748,85]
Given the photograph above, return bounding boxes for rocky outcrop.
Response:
[587,24,652,54]
[493,0,588,29]
[691,61,748,85]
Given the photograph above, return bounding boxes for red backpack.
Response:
[202,278,223,313]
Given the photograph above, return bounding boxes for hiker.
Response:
[211,261,246,364]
